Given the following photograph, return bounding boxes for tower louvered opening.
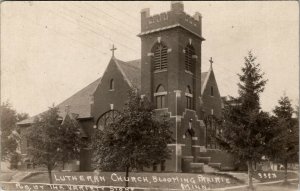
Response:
[185,45,195,72]
[153,44,168,71]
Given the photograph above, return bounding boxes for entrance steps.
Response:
[181,146,232,173]
[196,157,211,164]
[208,163,221,170]
[190,163,204,173]
[203,164,219,173]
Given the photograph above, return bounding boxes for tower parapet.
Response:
[139,2,203,39]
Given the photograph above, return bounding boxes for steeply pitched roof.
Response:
[17,58,142,126]
[57,77,102,118]
[201,68,212,95]
[18,77,102,125]
[18,57,211,126]
[114,58,141,89]
[201,72,208,90]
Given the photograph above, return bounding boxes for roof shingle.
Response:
[18,77,101,125]
[114,58,141,89]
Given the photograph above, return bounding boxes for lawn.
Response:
[21,171,244,190]
[0,171,295,191]
[252,171,298,182]
[0,172,16,181]
[226,180,299,191]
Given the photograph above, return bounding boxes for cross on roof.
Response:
[110,44,117,57]
[209,57,213,67]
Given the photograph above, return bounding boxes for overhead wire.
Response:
[106,2,140,20]
[34,3,280,103]
[66,4,140,43]
[84,3,140,32]
[43,5,140,54]
[20,9,109,56]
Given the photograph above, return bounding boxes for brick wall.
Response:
[201,70,222,118]
[91,59,132,123]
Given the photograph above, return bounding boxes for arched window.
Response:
[210,86,214,96]
[153,43,168,71]
[185,86,193,109]
[155,84,167,109]
[185,44,195,73]
[110,79,114,90]
[156,85,165,92]
[96,110,121,131]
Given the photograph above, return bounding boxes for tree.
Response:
[91,88,173,187]
[17,113,29,122]
[271,96,298,184]
[1,101,29,169]
[25,106,83,184]
[1,101,18,161]
[217,51,269,190]
[60,114,85,170]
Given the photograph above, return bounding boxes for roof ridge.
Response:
[201,69,212,95]
[116,58,141,69]
[18,77,102,125]
[126,58,140,62]
[113,58,133,87]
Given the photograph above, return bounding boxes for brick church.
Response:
[18,2,235,172]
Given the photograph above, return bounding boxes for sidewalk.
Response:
[0,161,17,181]
[212,178,299,191]
[10,171,33,182]
[217,172,260,183]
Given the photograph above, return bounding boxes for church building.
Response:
[18,2,234,172]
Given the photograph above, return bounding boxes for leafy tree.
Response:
[1,101,29,169]
[60,114,85,170]
[91,88,173,187]
[1,101,18,161]
[25,106,83,184]
[17,113,29,122]
[271,96,298,184]
[217,51,269,190]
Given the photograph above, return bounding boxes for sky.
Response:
[1,1,299,116]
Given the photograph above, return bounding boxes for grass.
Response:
[252,171,298,182]
[22,171,244,190]
[226,180,299,191]
[0,172,16,181]
[18,171,299,191]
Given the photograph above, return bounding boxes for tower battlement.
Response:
[140,2,202,38]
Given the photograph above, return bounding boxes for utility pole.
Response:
[174,90,181,172]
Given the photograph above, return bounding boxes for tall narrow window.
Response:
[185,44,195,73]
[210,86,214,96]
[110,79,114,90]
[155,85,166,109]
[153,43,168,71]
[185,86,193,109]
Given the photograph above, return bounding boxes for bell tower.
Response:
[138,1,205,117]
[138,2,206,172]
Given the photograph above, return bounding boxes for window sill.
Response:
[185,70,193,75]
[154,92,167,96]
[154,108,168,111]
[185,108,195,112]
[185,93,193,97]
[154,69,168,74]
